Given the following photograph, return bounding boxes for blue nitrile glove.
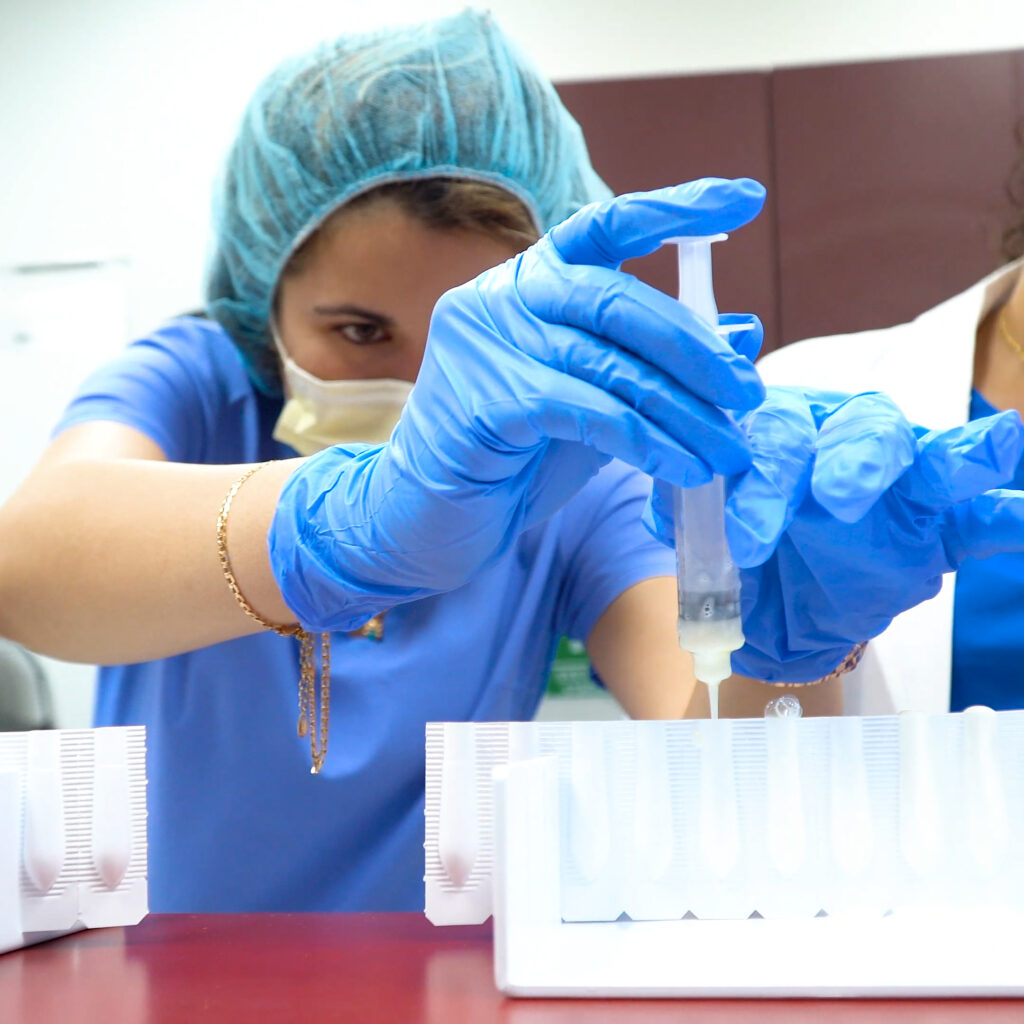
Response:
[269,179,767,631]
[646,387,1024,682]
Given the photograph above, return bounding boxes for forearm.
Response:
[0,457,303,663]
[586,576,698,719]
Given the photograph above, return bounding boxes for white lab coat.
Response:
[756,261,1022,714]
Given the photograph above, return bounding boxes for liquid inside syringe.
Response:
[674,478,744,719]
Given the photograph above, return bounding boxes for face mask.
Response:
[271,330,414,456]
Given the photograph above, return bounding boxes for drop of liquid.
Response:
[764,695,803,718]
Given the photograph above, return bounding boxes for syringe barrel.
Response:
[670,232,746,688]
[672,232,739,621]
[672,478,742,624]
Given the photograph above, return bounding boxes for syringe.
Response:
[671,236,745,719]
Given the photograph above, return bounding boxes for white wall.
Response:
[2,0,1024,725]
[4,0,1024,329]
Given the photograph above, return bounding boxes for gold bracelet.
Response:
[767,641,867,688]
[217,462,330,775]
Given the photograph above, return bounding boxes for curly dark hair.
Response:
[1001,123,1024,263]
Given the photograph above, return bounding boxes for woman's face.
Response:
[275,199,519,382]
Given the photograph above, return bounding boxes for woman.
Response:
[0,11,1020,912]
[0,11,759,911]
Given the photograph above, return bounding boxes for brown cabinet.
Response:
[558,49,1024,354]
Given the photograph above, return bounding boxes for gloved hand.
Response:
[646,387,1024,682]
[269,179,767,631]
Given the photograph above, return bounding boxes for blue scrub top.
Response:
[56,317,675,911]
[950,390,1024,711]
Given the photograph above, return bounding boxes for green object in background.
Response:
[545,637,596,697]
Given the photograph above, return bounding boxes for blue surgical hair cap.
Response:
[204,8,611,393]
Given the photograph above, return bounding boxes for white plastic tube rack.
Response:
[0,726,147,954]
[425,714,1024,997]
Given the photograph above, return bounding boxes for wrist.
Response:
[764,641,867,688]
[268,443,404,632]
[733,641,867,686]
[220,457,304,628]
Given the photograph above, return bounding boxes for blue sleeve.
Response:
[53,317,256,464]
[554,460,676,643]
[950,389,1024,711]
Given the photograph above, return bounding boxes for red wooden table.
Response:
[1,913,1021,1023]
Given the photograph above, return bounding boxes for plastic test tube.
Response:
[671,236,745,719]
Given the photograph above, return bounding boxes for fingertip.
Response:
[670,177,766,228]
[718,313,764,362]
[717,442,755,478]
[813,413,915,521]
[705,176,766,207]
[734,334,762,364]
[817,495,875,523]
[810,470,880,523]
[734,177,767,199]
[716,176,768,222]
[733,369,766,411]
[811,440,892,521]
[653,454,714,490]
[682,462,715,488]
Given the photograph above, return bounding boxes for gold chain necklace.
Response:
[997,308,1024,364]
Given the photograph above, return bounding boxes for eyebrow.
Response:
[312,303,394,325]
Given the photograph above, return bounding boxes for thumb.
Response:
[810,392,916,523]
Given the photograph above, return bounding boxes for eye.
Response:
[332,322,391,346]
